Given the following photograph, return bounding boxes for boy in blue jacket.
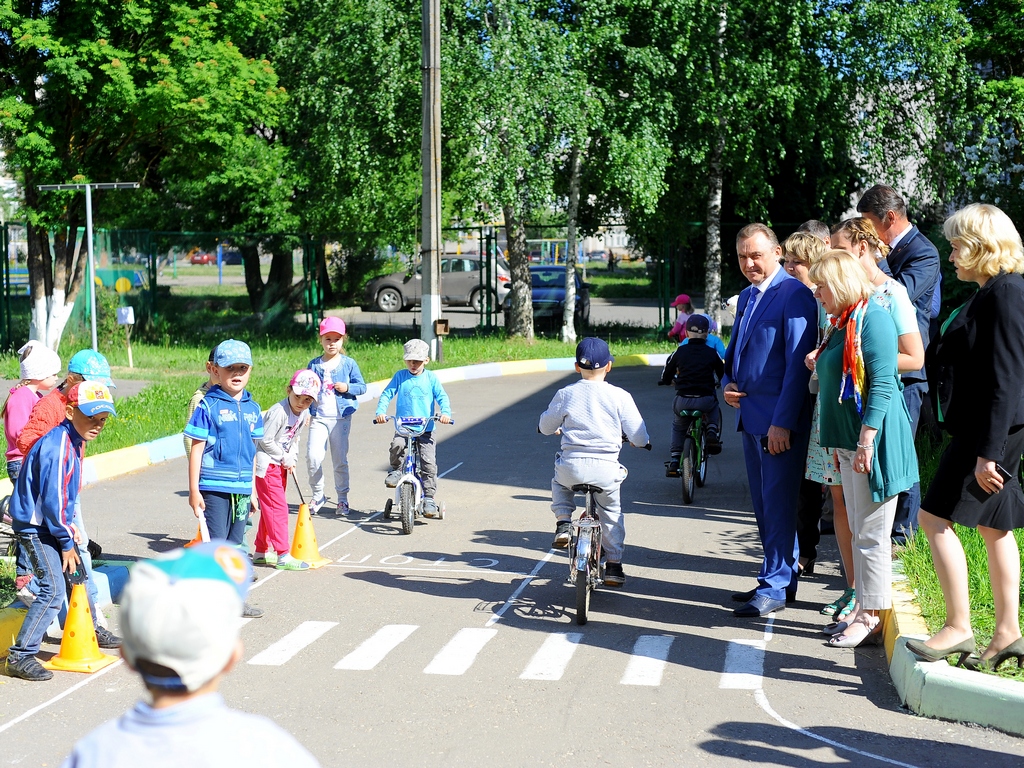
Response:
[4,382,122,682]
[184,340,265,618]
[374,339,452,517]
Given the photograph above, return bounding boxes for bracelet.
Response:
[856,442,873,450]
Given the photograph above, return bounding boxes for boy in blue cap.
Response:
[4,382,121,681]
[184,340,265,618]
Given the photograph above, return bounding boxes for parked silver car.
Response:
[364,254,512,313]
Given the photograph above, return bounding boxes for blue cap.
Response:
[68,349,115,388]
[575,337,613,370]
[214,339,252,368]
[686,314,711,333]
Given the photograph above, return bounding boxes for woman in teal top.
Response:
[808,251,919,648]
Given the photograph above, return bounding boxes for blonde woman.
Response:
[809,251,919,647]
[907,204,1024,670]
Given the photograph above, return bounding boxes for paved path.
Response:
[2,368,1022,766]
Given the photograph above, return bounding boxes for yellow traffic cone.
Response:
[289,503,331,569]
[42,584,117,673]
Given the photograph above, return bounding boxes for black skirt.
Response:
[922,426,1024,531]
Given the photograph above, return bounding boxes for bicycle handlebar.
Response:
[374,415,454,426]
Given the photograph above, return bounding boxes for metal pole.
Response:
[85,184,98,351]
[419,0,441,356]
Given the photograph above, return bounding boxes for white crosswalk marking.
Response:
[620,635,674,686]
[520,632,583,681]
[248,621,338,666]
[335,624,420,670]
[424,628,498,675]
[719,639,766,689]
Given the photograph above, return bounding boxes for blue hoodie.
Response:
[184,386,264,494]
[10,420,84,551]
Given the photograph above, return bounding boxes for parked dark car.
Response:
[503,265,591,328]
[363,254,511,313]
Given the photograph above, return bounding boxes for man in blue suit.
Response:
[857,185,940,544]
[723,224,818,617]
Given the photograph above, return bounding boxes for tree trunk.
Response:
[263,244,295,310]
[240,242,264,312]
[561,144,582,344]
[704,3,728,330]
[27,223,49,345]
[503,203,533,339]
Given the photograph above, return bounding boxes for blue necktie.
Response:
[740,286,760,345]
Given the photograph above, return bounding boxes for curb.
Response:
[886,570,1024,735]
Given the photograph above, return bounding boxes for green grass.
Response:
[582,261,659,300]
[0,557,14,608]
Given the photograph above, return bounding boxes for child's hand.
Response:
[438,414,452,424]
[374,414,388,424]
[334,382,349,394]
[190,490,206,518]
[61,547,81,574]
[70,523,82,544]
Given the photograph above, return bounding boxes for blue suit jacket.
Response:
[723,272,817,435]
[887,225,939,381]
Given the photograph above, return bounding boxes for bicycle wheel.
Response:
[399,484,415,534]
[696,427,708,488]
[681,437,696,504]
[575,566,591,625]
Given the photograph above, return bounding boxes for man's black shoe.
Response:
[731,586,796,605]
[4,656,53,681]
[552,521,572,549]
[734,594,786,617]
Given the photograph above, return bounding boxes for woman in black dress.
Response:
[906,203,1024,670]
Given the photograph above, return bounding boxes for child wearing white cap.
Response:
[306,317,366,516]
[253,370,321,570]
[61,543,320,767]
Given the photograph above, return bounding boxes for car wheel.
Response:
[470,288,492,313]
[376,287,403,313]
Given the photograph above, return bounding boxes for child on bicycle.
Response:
[658,313,725,477]
[306,317,366,516]
[253,369,321,570]
[373,339,452,518]
[539,337,649,587]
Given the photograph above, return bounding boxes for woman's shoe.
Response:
[827,618,881,648]
[904,636,976,667]
[821,588,855,618]
[963,637,1024,672]
[797,557,816,578]
[822,620,849,636]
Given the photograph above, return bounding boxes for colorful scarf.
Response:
[829,299,868,417]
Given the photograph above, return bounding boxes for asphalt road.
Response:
[2,367,1022,766]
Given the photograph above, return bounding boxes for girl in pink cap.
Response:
[306,317,367,515]
[253,370,321,570]
[667,294,694,341]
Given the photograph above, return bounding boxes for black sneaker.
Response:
[603,562,625,587]
[94,627,122,649]
[4,655,53,681]
[552,521,572,549]
[242,603,264,619]
[706,431,723,455]
[665,459,680,477]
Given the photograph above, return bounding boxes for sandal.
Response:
[820,587,856,618]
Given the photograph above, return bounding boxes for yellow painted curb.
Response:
[614,354,651,367]
[498,359,549,375]
[87,445,151,482]
[0,606,27,658]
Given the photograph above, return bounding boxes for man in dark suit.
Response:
[723,224,817,617]
[857,185,940,544]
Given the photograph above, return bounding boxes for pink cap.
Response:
[319,317,346,336]
[289,369,322,398]
[670,294,691,308]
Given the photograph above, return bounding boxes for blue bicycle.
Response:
[377,415,451,534]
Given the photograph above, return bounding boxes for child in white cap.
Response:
[373,339,452,517]
[253,369,321,570]
[61,542,320,767]
[306,317,366,516]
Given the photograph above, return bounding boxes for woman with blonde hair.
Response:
[808,250,919,647]
[906,203,1024,670]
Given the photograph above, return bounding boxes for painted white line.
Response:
[620,635,674,686]
[326,564,528,577]
[438,462,463,478]
[520,632,583,681]
[754,689,921,768]
[719,639,766,689]
[0,658,124,735]
[335,624,419,670]
[248,621,338,666]
[424,628,498,675]
[485,550,555,627]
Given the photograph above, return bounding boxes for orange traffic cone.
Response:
[42,583,117,673]
[184,513,211,548]
[289,503,331,569]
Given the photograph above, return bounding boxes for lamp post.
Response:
[37,182,140,351]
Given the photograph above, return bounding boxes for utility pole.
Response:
[420,0,442,356]
[37,182,140,351]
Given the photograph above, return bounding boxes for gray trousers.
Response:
[390,431,438,497]
[551,455,628,563]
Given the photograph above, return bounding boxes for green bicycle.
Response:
[676,409,709,504]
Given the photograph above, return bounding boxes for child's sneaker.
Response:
[706,429,723,455]
[95,627,122,649]
[603,562,625,587]
[275,554,310,571]
[665,458,680,477]
[242,603,264,618]
[422,498,439,518]
[252,552,278,566]
[4,655,53,681]
[310,495,326,515]
[385,471,402,488]
[336,501,349,516]
[552,520,572,548]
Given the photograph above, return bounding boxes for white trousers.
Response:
[551,456,628,563]
[307,416,352,504]
[836,448,898,610]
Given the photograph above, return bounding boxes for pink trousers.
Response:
[255,463,291,555]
